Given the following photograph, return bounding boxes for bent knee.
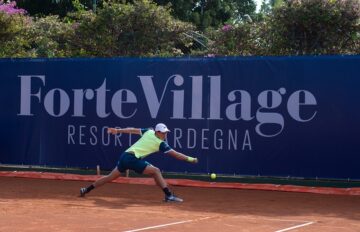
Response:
[153,167,161,174]
[146,166,161,175]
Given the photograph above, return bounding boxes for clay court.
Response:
[1,175,359,232]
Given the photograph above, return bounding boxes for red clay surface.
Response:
[1,176,360,232]
[1,171,360,196]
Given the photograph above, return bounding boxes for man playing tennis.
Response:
[80,123,198,202]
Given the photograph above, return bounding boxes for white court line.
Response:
[231,215,314,223]
[123,217,212,232]
[274,221,315,232]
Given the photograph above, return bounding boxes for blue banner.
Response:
[0,56,359,179]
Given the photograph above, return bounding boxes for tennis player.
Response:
[80,123,198,202]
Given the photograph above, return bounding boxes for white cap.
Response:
[155,123,170,133]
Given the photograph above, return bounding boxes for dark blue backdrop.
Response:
[0,56,359,179]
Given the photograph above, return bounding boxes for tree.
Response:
[0,0,27,14]
[257,0,282,21]
[70,0,195,57]
[153,0,256,30]
[27,16,74,57]
[263,0,360,55]
[269,0,283,8]
[16,0,71,16]
[207,23,261,56]
[15,0,101,16]
[0,2,30,57]
[232,0,257,21]
[259,0,271,15]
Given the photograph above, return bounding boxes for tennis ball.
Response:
[210,173,216,180]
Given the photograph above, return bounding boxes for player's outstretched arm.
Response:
[107,127,141,135]
[167,150,198,164]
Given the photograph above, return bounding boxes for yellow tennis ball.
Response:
[210,173,216,180]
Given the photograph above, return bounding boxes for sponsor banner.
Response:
[0,57,359,179]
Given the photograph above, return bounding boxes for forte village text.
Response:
[18,74,317,150]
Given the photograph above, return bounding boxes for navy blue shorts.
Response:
[116,152,150,174]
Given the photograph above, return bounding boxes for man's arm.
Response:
[166,150,198,164]
[107,127,141,135]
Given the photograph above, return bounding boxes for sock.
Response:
[86,184,95,193]
[162,187,172,197]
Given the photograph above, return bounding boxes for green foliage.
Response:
[71,0,195,57]
[1,0,360,58]
[27,16,74,57]
[72,0,87,12]
[154,0,256,31]
[270,0,284,8]
[259,0,271,15]
[207,0,360,56]
[232,0,257,22]
[264,0,360,55]
[207,22,262,56]
[0,12,30,57]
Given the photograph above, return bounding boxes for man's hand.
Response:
[107,128,118,135]
[187,156,198,164]
[192,158,199,164]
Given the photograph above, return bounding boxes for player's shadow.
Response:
[88,196,162,209]
[70,185,360,222]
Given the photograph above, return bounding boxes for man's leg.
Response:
[143,165,167,188]
[80,167,121,197]
[142,165,183,202]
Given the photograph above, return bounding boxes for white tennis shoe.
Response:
[164,194,183,202]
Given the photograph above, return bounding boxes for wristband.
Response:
[187,156,195,162]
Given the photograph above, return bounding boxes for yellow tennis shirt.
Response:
[126,128,172,159]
